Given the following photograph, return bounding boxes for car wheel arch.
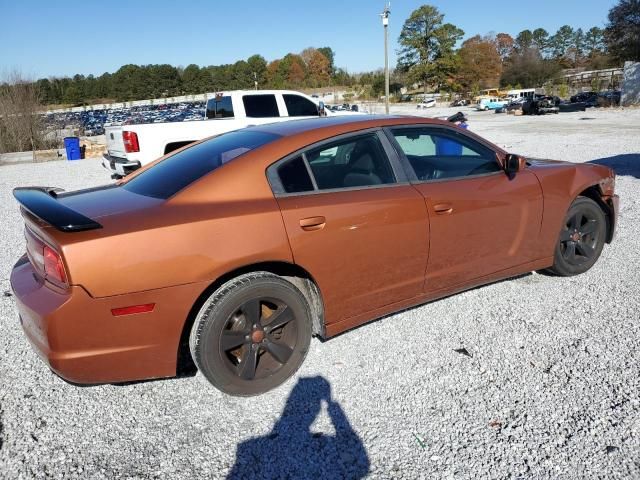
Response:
[175,261,325,377]
[576,184,614,243]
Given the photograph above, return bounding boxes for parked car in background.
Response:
[598,90,621,107]
[11,115,618,396]
[417,98,436,109]
[476,97,508,111]
[102,90,360,178]
[570,91,599,107]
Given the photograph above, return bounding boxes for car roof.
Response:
[244,114,451,138]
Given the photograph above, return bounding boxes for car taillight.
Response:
[123,131,139,153]
[43,245,68,285]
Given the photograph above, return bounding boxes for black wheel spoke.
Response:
[239,346,259,380]
[559,229,572,242]
[242,298,261,326]
[581,219,597,235]
[220,330,248,351]
[564,242,576,262]
[569,212,583,231]
[265,306,294,333]
[576,242,594,259]
[264,341,293,364]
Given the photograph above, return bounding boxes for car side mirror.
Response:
[505,153,526,176]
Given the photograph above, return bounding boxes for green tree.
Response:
[532,28,550,55]
[181,64,202,94]
[585,27,605,55]
[515,30,534,51]
[605,0,640,62]
[317,47,336,75]
[397,5,464,93]
[549,25,575,61]
[35,78,53,104]
[246,54,267,89]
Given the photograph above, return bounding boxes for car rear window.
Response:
[123,130,280,199]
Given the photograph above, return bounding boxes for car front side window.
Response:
[390,127,501,181]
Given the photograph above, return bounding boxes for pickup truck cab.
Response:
[103,90,355,178]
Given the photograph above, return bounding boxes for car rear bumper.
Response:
[10,255,206,384]
[102,153,140,177]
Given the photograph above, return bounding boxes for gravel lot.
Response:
[1,108,639,479]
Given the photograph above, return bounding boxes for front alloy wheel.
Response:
[546,196,606,276]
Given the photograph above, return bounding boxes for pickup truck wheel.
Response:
[189,272,312,396]
[545,196,606,276]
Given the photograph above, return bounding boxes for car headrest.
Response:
[351,153,375,172]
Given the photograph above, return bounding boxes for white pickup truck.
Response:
[103,90,357,178]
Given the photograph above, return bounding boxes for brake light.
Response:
[122,131,139,153]
[43,245,68,285]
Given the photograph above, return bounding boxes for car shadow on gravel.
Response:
[227,376,369,479]
[588,154,640,178]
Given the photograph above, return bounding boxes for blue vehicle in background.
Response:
[476,97,508,111]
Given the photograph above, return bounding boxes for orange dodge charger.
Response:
[11,116,619,395]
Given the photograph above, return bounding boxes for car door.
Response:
[386,125,543,293]
[268,130,429,326]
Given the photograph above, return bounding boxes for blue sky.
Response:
[0,0,616,79]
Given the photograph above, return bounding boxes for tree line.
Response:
[395,1,638,96]
[33,47,353,105]
[4,0,640,108]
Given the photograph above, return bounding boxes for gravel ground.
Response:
[1,108,639,479]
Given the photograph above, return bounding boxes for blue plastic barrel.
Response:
[435,123,468,156]
[63,137,81,160]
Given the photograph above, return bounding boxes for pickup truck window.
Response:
[123,130,280,199]
[243,94,279,118]
[206,96,234,119]
[283,94,318,117]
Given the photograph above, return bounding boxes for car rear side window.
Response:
[283,94,318,117]
[206,96,234,119]
[277,156,314,193]
[123,130,280,199]
[243,95,279,118]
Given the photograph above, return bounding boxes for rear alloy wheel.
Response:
[189,272,312,396]
[546,196,606,276]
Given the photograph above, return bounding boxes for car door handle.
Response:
[433,203,453,215]
[299,216,326,231]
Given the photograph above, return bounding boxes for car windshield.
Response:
[123,129,280,199]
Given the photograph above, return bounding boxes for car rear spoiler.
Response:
[13,187,102,232]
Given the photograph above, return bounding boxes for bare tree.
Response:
[0,71,49,154]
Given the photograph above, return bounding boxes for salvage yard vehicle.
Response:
[476,97,508,111]
[416,98,436,108]
[102,90,358,178]
[11,116,619,396]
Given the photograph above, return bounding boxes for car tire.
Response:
[189,272,312,396]
[545,196,606,277]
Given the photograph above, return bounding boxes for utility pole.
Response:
[253,72,258,90]
[380,3,390,114]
